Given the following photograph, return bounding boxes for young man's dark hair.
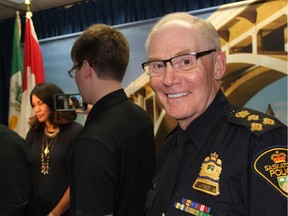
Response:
[70,24,129,82]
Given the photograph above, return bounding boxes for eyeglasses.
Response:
[68,63,82,78]
[142,49,216,77]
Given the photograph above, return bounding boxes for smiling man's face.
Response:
[148,22,220,129]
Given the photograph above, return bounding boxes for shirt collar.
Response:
[86,88,127,124]
[185,90,230,150]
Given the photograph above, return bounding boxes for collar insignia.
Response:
[253,147,288,198]
[250,122,263,132]
[235,110,250,118]
[193,152,222,196]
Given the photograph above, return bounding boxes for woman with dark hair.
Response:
[26,82,83,216]
[68,96,80,109]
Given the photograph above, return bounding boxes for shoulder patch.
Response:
[252,147,288,199]
[227,108,282,137]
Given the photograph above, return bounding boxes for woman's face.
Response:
[31,94,52,123]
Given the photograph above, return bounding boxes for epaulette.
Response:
[226,107,283,137]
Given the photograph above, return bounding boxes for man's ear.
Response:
[214,51,226,81]
[82,60,93,79]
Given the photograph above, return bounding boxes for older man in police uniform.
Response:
[143,12,287,216]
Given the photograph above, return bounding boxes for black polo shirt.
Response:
[69,89,156,216]
[146,90,287,216]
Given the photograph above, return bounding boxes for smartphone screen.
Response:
[53,93,87,111]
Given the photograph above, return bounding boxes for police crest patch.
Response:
[253,147,288,198]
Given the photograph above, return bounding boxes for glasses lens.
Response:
[148,61,165,76]
[172,55,196,71]
[68,64,79,78]
[71,69,76,78]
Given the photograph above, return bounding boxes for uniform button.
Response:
[229,110,236,115]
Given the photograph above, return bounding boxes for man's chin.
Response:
[166,111,184,120]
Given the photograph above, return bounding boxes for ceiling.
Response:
[0,0,85,21]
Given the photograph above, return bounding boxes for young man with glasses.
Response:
[143,12,287,216]
[67,24,156,216]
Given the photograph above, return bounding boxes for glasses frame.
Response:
[142,49,216,76]
[68,63,82,78]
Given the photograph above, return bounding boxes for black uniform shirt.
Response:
[146,90,287,216]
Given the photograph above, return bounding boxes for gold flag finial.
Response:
[25,0,32,19]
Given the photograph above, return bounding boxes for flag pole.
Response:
[25,0,30,12]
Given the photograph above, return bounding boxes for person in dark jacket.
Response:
[0,124,33,215]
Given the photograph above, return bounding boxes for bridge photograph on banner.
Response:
[40,1,287,154]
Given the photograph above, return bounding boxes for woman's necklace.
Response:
[45,126,60,138]
[41,127,60,175]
